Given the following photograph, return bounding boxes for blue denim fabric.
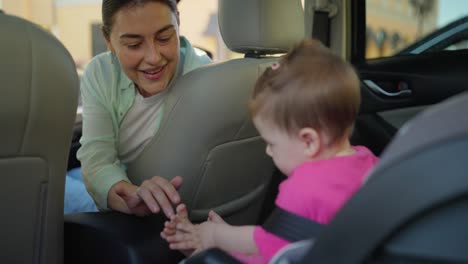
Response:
[64,167,98,214]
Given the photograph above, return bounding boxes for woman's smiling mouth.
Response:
[141,66,165,81]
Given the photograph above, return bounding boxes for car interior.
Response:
[1,0,468,263]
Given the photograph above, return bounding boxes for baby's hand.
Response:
[161,203,189,239]
[207,210,226,224]
[161,204,195,256]
[166,220,217,255]
[161,219,176,239]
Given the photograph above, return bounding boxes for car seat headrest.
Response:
[0,13,79,157]
[218,0,305,56]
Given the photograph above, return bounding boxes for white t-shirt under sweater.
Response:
[118,91,166,163]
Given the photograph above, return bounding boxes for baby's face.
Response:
[253,116,309,176]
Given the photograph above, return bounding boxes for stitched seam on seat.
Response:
[21,20,33,155]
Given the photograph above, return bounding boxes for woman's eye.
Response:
[127,43,141,49]
[159,37,170,43]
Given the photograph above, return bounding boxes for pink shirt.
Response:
[246,146,379,263]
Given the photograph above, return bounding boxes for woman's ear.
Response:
[101,29,115,53]
[299,128,321,158]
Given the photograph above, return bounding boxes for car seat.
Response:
[0,13,79,264]
[126,0,305,224]
[186,91,468,264]
[302,90,468,264]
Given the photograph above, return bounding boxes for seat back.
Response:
[127,0,304,224]
[0,13,79,264]
[302,92,468,263]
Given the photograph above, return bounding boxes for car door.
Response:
[349,0,468,155]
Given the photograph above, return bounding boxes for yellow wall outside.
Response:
[2,0,54,28]
[178,0,217,55]
[55,5,101,67]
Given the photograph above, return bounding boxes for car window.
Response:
[366,0,468,59]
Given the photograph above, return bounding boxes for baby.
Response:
[162,39,379,263]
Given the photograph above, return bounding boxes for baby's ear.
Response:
[299,128,320,157]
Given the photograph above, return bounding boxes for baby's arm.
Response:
[210,223,258,255]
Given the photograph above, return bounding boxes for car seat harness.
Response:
[263,206,324,242]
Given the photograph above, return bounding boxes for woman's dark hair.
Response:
[102,0,178,38]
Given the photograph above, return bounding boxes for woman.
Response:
[65,0,211,216]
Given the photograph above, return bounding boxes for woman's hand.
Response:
[136,175,182,217]
[108,176,183,217]
[108,181,151,216]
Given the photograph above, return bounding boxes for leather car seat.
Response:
[127,0,305,224]
[0,13,79,264]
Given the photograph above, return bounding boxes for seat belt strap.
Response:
[262,207,324,242]
[312,10,331,46]
[308,0,337,46]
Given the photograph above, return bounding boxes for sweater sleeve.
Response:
[77,55,130,210]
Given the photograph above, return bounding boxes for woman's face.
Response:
[106,2,180,97]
